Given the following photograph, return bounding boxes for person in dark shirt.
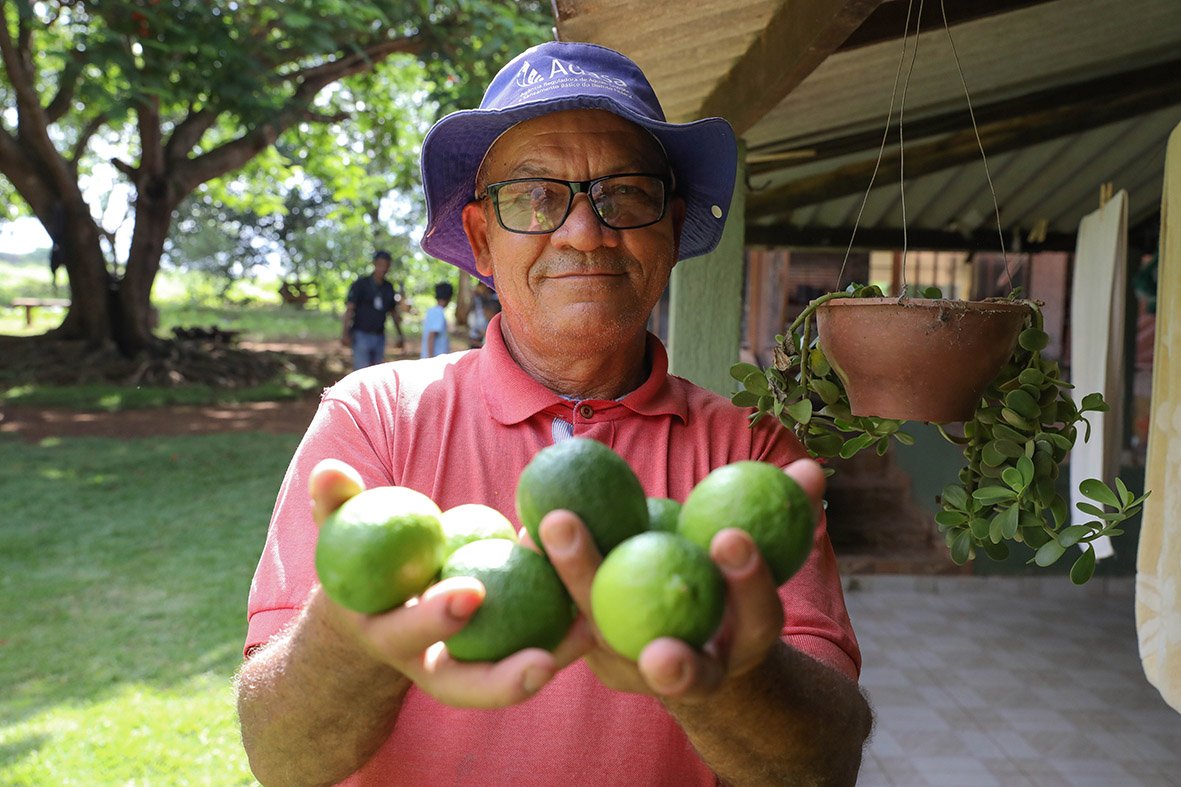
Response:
[343,250,405,369]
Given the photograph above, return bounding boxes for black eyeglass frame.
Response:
[477,173,672,235]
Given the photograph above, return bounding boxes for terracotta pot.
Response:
[815,297,1030,423]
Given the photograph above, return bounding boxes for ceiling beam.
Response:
[747,57,1181,175]
[746,223,1078,253]
[838,0,1061,51]
[746,66,1181,218]
[697,0,882,136]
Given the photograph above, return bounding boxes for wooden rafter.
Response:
[746,223,1077,253]
[697,0,882,135]
[838,0,1061,51]
[746,59,1181,218]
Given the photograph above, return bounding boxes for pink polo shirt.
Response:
[246,314,860,785]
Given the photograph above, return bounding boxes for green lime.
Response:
[516,437,648,556]
[315,486,445,614]
[439,503,518,558]
[441,539,575,662]
[677,461,815,585]
[590,531,725,660]
[646,497,681,533]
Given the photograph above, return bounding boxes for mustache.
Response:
[535,251,634,277]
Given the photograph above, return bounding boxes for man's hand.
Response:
[306,460,594,709]
[341,331,353,349]
[536,458,826,700]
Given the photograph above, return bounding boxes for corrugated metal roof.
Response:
[554,0,1181,251]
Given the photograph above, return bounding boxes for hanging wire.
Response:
[896,0,928,297]
[835,0,917,291]
[939,0,1013,291]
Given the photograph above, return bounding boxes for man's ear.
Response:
[462,201,495,278]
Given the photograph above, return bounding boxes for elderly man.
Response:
[236,41,871,785]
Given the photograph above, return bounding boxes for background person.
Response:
[342,250,405,369]
[237,40,871,786]
[421,281,454,359]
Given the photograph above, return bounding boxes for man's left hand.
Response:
[536,458,826,700]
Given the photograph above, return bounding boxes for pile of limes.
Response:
[313,438,815,663]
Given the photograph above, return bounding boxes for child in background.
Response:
[421,281,454,359]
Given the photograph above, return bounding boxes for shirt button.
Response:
[577,404,594,420]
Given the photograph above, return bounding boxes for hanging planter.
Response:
[815,296,1028,423]
[730,284,1148,584]
[729,5,1150,581]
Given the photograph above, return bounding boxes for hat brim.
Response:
[419,95,737,287]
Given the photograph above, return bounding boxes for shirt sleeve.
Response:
[424,307,446,335]
[244,381,399,655]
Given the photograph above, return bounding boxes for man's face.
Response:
[373,257,390,281]
[462,109,684,354]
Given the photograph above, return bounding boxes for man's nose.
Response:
[551,193,620,251]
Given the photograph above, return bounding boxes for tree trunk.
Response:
[47,198,114,349]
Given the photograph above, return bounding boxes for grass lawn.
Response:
[0,431,300,784]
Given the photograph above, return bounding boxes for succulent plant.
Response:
[730,283,1149,583]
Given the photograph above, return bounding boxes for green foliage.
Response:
[0,431,298,782]
[730,284,1148,583]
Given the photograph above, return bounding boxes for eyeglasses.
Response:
[478,173,670,234]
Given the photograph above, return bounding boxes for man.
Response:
[342,250,406,369]
[420,281,454,358]
[237,40,871,785]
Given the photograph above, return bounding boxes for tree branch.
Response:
[45,55,84,122]
[174,35,425,194]
[71,113,108,168]
[0,8,77,195]
[137,95,165,177]
[164,107,218,164]
[0,127,56,220]
[111,158,138,178]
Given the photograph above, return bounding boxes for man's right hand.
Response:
[341,331,353,348]
[306,460,593,709]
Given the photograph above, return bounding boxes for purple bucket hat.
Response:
[419,41,738,286]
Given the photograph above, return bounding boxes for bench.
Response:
[279,280,319,307]
[10,297,70,326]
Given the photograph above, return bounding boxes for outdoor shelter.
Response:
[551,0,1181,573]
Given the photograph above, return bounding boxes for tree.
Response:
[0,0,548,355]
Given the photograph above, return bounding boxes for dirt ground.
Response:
[0,337,419,443]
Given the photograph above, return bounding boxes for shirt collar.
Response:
[478,313,687,425]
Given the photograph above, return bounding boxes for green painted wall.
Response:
[667,143,745,395]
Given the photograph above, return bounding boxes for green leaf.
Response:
[968,517,989,538]
[1001,467,1026,493]
[982,441,1007,467]
[1116,477,1134,507]
[973,485,1017,504]
[839,433,877,459]
[1017,368,1045,387]
[1018,327,1050,351]
[1050,495,1069,528]
[808,349,830,376]
[893,431,916,446]
[731,390,760,408]
[936,510,969,526]
[742,372,771,396]
[993,439,1025,459]
[921,286,943,299]
[999,505,1020,539]
[1001,408,1035,433]
[1080,392,1110,412]
[1016,454,1035,486]
[1070,546,1097,584]
[1034,540,1066,567]
[950,530,973,565]
[1057,525,1093,547]
[809,379,841,405]
[1075,501,1106,518]
[805,433,844,458]
[941,484,969,510]
[1004,389,1042,420]
[730,362,761,382]
[1079,478,1120,508]
[981,539,1010,561]
[991,424,1029,444]
[785,398,813,425]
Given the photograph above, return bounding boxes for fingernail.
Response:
[448,592,482,620]
[717,536,755,572]
[543,518,577,555]
[522,665,550,694]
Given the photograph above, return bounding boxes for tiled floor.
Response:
[843,575,1181,787]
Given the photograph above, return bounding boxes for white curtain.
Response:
[1137,122,1181,714]
[1069,190,1128,559]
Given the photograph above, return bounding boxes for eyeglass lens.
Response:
[493,175,666,233]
